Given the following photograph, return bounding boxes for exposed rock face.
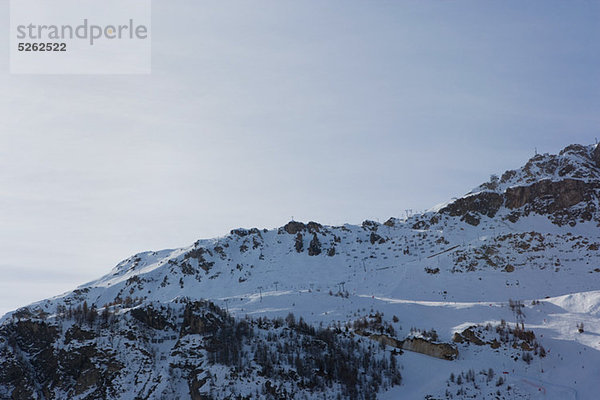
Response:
[308,233,322,256]
[367,334,404,351]
[294,233,304,253]
[362,220,379,231]
[453,325,539,354]
[441,180,599,226]
[401,337,458,360]
[370,232,385,245]
[505,179,592,211]
[439,144,600,226]
[230,228,260,237]
[306,221,323,232]
[284,221,306,234]
[183,248,215,273]
[355,329,404,351]
[282,220,323,235]
[504,179,600,225]
[440,192,504,221]
[454,327,485,345]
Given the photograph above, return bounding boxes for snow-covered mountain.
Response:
[1,143,599,399]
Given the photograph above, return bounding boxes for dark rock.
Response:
[411,219,430,230]
[460,327,485,345]
[500,169,517,183]
[362,220,379,231]
[461,213,481,226]
[184,248,215,272]
[230,228,261,237]
[306,221,322,233]
[230,228,249,237]
[452,332,464,343]
[213,245,226,259]
[294,233,304,253]
[284,221,306,235]
[560,143,591,158]
[369,232,385,245]
[308,233,322,256]
[505,179,600,225]
[505,179,588,210]
[441,176,599,226]
[402,337,458,360]
[440,192,503,219]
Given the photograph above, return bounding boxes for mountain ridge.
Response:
[2,142,600,399]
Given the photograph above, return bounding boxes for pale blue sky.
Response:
[1,0,599,316]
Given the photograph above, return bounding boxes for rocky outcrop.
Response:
[505,179,593,211]
[453,328,485,345]
[402,337,458,360]
[306,221,322,232]
[439,144,600,226]
[354,330,404,353]
[230,227,261,237]
[308,233,322,256]
[282,221,322,235]
[505,179,599,225]
[357,330,456,361]
[183,248,215,273]
[294,233,303,253]
[362,220,379,231]
[370,232,386,244]
[368,333,404,350]
[284,221,306,234]
[440,192,504,221]
[441,178,600,226]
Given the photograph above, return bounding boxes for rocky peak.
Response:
[281,220,322,234]
[440,143,600,226]
[486,143,600,193]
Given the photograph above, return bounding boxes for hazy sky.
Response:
[1,1,599,316]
